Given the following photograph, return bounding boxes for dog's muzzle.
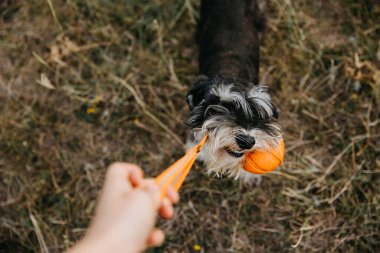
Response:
[223,134,255,158]
[236,134,255,150]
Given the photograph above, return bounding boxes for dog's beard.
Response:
[187,77,282,179]
[193,120,282,179]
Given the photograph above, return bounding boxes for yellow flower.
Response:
[193,244,202,251]
[86,106,96,114]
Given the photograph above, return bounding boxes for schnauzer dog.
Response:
[186,0,282,183]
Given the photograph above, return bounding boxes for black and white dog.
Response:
[186,0,282,182]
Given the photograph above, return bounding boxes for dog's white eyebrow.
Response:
[248,86,274,118]
[204,105,230,116]
[211,84,253,117]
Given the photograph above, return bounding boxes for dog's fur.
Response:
[186,0,282,181]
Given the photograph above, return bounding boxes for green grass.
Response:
[0,0,379,252]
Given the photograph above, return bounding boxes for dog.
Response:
[186,0,282,184]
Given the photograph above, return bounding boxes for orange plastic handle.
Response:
[155,134,208,199]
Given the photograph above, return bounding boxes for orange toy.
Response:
[243,140,285,174]
[155,135,285,199]
[155,134,208,199]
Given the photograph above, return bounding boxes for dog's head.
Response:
[186,76,282,178]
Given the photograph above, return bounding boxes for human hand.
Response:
[68,162,179,253]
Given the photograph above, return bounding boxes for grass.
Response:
[0,0,379,252]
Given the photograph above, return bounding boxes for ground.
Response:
[0,0,379,252]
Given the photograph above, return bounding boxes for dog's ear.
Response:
[186,75,212,110]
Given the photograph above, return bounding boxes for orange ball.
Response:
[243,140,285,174]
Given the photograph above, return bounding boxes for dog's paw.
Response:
[239,169,262,186]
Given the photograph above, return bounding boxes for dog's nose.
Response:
[236,134,255,150]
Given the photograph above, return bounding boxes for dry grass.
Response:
[0,0,379,252]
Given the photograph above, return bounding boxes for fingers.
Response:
[129,167,144,187]
[166,186,180,204]
[159,198,174,219]
[147,228,165,247]
[158,186,179,219]
[106,162,180,221]
[104,162,144,191]
[107,162,143,181]
[144,187,180,249]
[96,163,144,217]
[141,179,161,209]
